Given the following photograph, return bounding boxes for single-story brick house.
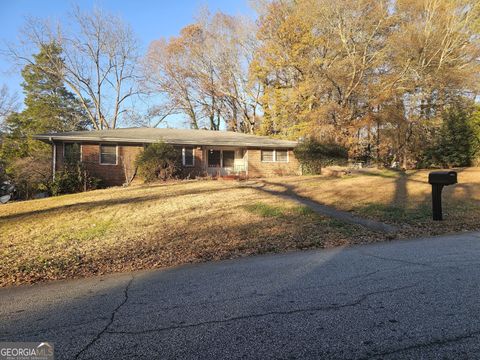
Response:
[34,128,300,186]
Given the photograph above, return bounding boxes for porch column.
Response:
[245,148,249,177]
[203,146,207,173]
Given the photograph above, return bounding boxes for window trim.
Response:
[261,149,289,163]
[182,146,195,167]
[99,143,118,165]
[261,149,275,163]
[275,149,289,163]
[63,142,82,162]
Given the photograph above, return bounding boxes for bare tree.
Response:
[143,11,261,132]
[124,102,178,128]
[121,153,138,186]
[143,34,204,129]
[8,6,140,129]
[0,85,18,128]
[202,12,262,133]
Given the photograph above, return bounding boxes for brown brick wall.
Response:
[53,142,209,186]
[82,143,144,186]
[53,142,301,185]
[54,142,143,186]
[247,149,300,177]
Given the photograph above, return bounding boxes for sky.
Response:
[0,0,256,127]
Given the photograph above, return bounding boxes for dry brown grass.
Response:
[0,179,377,287]
[274,167,480,237]
[4,168,478,287]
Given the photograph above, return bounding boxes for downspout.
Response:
[50,137,56,181]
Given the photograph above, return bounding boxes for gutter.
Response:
[33,135,298,149]
[49,136,56,181]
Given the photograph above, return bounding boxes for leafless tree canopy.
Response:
[143,11,261,132]
[0,85,18,128]
[8,6,141,129]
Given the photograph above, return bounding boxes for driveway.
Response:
[2,232,480,359]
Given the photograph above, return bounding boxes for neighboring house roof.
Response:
[34,127,298,149]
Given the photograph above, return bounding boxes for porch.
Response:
[203,147,247,177]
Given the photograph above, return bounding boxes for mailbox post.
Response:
[428,171,457,221]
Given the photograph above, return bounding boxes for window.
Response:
[64,143,81,163]
[261,150,274,162]
[100,144,117,165]
[182,147,195,167]
[276,150,288,162]
[261,149,288,163]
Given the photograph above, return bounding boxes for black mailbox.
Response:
[428,171,457,186]
[428,171,457,221]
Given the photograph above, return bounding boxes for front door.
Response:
[208,150,221,168]
[222,151,235,172]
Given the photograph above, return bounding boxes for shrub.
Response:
[7,154,51,199]
[136,141,181,182]
[50,162,102,196]
[294,139,348,174]
[0,161,7,184]
[420,106,480,168]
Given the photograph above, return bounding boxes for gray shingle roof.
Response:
[34,128,298,148]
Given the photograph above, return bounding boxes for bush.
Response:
[136,142,181,182]
[294,139,348,174]
[420,106,480,168]
[0,161,7,184]
[50,162,102,196]
[7,154,51,199]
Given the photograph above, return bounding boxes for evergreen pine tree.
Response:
[0,42,89,197]
[1,42,88,162]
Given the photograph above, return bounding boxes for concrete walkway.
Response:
[248,181,398,234]
[2,231,480,359]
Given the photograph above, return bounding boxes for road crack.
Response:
[74,275,134,359]
[358,251,433,267]
[106,283,417,336]
[360,328,480,359]
[358,251,463,272]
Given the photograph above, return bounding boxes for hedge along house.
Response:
[34,128,300,186]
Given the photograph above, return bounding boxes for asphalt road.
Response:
[2,232,480,359]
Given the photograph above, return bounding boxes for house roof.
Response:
[34,128,298,149]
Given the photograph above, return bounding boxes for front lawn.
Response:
[275,167,480,237]
[3,168,478,287]
[0,179,377,286]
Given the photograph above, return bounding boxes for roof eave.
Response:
[33,135,298,148]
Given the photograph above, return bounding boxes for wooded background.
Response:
[1,0,479,196]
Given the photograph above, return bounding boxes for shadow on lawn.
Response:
[0,186,236,222]
[351,168,479,226]
[0,203,373,287]
[245,180,396,234]
[354,171,431,225]
[257,169,479,229]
